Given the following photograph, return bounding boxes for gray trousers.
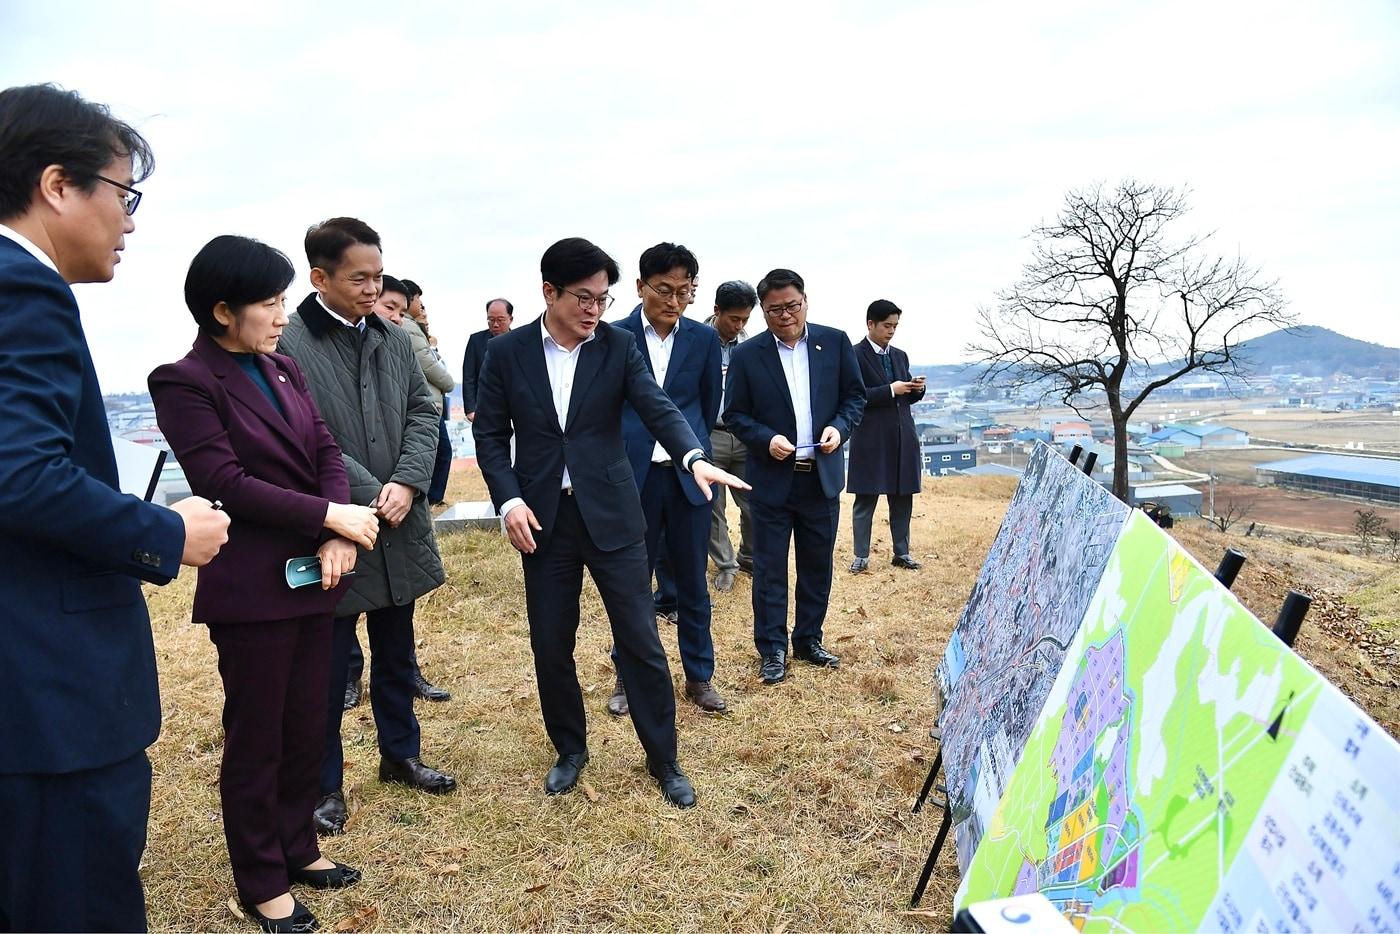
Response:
[708,427,752,570]
[852,493,914,559]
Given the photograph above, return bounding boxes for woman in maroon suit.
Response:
[150,236,379,933]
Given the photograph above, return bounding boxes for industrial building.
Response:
[1255,453,1400,506]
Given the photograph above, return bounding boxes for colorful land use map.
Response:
[937,442,1131,872]
[956,511,1400,932]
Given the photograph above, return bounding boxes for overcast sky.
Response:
[4,0,1397,392]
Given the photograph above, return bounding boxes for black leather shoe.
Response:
[545,752,589,795]
[606,673,629,717]
[848,557,869,573]
[891,554,922,570]
[759,653,787,684]
[240,896,317,933]
[379,756,456,794]
[412,670,452,702]
[289,861,361,889]
[737,557,753,575]
[342,679,361,710]
[648,760,697,809]
[794,642,840,668]
[312,791,346,836]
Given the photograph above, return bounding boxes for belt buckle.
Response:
[794,459,814,473]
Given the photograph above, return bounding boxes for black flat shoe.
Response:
[289,861,362,889]
[891,554,922,570]
[545,752,589,796]
[240,896,317,933]
[379,756,457,794]
[342,679,361,710]
[412,671,452,702]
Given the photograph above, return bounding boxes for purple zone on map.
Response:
[1019,632,1141,907]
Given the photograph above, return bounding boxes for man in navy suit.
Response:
[460,297,513,422]
[473,238,745,808]
[0,84,229,932]
[723,269,865,685]
[609,243,725,716]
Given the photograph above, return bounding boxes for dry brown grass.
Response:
[139,468,1398,932]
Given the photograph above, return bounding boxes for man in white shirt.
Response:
[472,238,745,808]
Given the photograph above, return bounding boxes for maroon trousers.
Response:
[208,615,332,904]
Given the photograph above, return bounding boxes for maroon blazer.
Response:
[148,332,353,624]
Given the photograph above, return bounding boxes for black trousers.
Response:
[852,492,914,558]
[0,750,151,932]
[209,615,331,904]
[321,603,421,794]
[750,470,841,657]
[427,414,452,504]
[635,467,714,682]
[523,490,678,764]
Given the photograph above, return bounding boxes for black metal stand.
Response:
[1214,548,1246,589]
[910,736,952,907]
[1272,590,1311,648]
[1081,451,1098,474]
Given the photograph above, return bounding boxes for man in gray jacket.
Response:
[278,217,454,837]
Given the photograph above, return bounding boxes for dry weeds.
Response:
[138,469,1398,932]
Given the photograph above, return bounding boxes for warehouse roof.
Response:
[1255,453,1400,489]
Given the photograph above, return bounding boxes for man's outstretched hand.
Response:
[691,460,751,502]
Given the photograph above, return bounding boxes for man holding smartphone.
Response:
[847,299,926,573]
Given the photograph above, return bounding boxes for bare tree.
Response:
[1354,508,1388,555]
[972,180,1292,501]
[1199,497,1253,533]
[1386,528,1400,562]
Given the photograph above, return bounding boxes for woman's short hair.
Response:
[184,235,295,336]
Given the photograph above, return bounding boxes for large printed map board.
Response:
[956,511,1400,932]
[937,442,1131,873]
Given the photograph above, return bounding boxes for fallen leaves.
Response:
[332,905,378,932]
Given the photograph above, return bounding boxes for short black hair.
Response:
[400,278,422,299]
[486,298,514,316]
[867,299,902,323]
[540,237,620,291]
[756,268,805,302]
[0,83,155,222]
[638,242,699,282]
[380,275,409,302]
[715,280,757,312]
[184,235,295,337]
[304,217,381,276]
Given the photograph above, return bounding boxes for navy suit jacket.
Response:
[460,328,494,414]
[148,333,353,624]
[722,323,866,505]
[473,316,702,552]
[0,234,185,775]
[619,309,722,507]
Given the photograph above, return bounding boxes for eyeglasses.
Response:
[763,298,805,318]
[561,287,614,311]
[644,281,696,304]
[92,174,143,216]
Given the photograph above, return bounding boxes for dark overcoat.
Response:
[847,339,925,495]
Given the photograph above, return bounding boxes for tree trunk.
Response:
[1112,413,1130,503]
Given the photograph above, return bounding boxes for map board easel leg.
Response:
[909,805,953,908]
[911,747,943,814]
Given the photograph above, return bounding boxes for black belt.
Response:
[654,459,675,469]
[794,459,814,473]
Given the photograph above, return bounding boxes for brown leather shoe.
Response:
[684,680,728,713]
[606,673,629,717]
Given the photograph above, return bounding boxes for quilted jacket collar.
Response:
[296,292,389,338]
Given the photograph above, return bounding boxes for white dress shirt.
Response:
[867,337,897,397]
[0,224,59,275]
[775,328,815,459]
[498,319,596,519]
[316,293,365,331]
[644,322,677,463]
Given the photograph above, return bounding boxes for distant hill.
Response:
[1232,326,1398,379]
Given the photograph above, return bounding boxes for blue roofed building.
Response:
[1142,423,1249,449]
[1255,453,1400,506]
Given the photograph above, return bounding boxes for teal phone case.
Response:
[285,556,356,589]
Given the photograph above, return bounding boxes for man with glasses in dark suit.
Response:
[721,269,865,685]
[473,238,745,808]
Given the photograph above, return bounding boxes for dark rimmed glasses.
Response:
[562,287,614,311]
[763,298,805,318]
[643,280,696,304]
[93,174,143,216]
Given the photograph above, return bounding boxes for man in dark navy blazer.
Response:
[722,268,865,685]
[460,297,513,422]
[0,84,229,932]
[473,238,745,808]
[610,243,726,715]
